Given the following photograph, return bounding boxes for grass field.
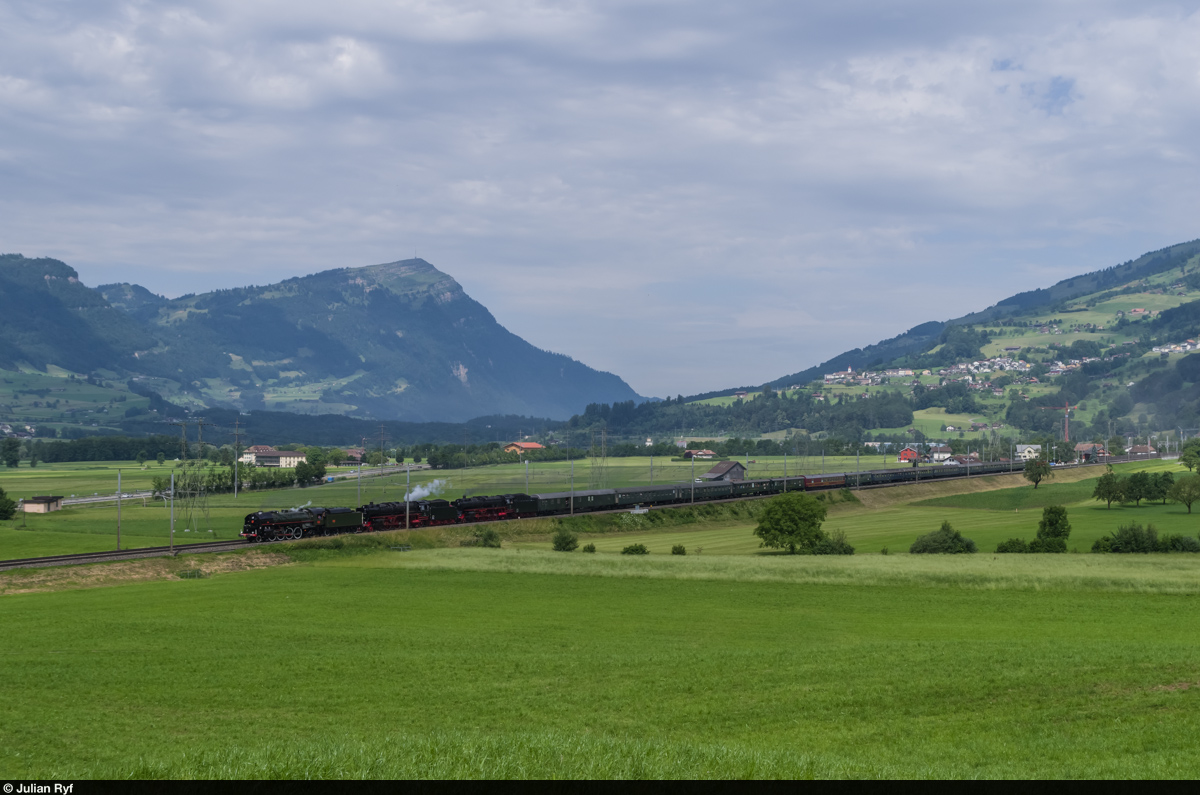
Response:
[5,546,1200,778]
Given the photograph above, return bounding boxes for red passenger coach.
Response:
[803,474,847,490]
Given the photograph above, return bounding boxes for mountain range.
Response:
[758,238,1200,394]
[0,254,642,422]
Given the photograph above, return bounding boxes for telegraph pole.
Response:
[116,469,121,550]
[169,471,175,552]
[232,419,242,499]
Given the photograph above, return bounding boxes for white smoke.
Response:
[291,500,313,511]
[405,479,449,501]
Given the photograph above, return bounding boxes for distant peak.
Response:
[336,257,464,299]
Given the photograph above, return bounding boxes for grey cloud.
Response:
[1,1,1199,396]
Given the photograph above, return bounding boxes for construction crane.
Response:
[1040,401,1079,442]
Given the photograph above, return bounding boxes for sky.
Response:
[2,1,1199,399]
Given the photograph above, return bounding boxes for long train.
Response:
[240,460,1020,541]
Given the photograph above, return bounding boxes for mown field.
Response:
[4,545,1200,778]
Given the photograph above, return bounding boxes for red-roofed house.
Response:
[504,442,545,454]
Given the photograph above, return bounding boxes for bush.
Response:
[581,543,596,553]
[1163,534,1200,553]
[811,529,855,555]
[995,538,1029,553]
[671,544,686,556]
[552,528,579,552]
[474,528,502,549]
[879,547,889,555]
[621,543,649,555]
[1028,537,1067,553]
[910,521,977,554]
[0,486,16,521]
[1092,522,1158,553]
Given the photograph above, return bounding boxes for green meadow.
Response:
[4,546,1200,778]
[5,457,1200,777]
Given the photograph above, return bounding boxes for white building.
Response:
[1015,444,1042,461]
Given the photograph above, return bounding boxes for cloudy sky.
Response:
[2,1,1199,397]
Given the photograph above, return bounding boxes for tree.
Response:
[753,492,829,554]
[366,451,384,467]
[1023,458,1052,489]
[1108,435,1128,457]
[1123,471,1152,506]
[151,476,170,502]
[1149,471,1175,504]
[1030,505,1070,552]
[1092,473,1124,509]
[1169,475,1200,514]
[156,452,165,466]
[1180,439,1200,471]
[28,452,38,468]
[327,449,347,468]
[1037,506,1071,540]
[1,438,20,468]
[910,521,977,554]
[0,485,16,520]
[136,450,148,466]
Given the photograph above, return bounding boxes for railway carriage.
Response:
[239,456,1035,544]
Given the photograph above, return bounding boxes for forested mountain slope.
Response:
[0,255,642,422]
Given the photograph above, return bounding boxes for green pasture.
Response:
[871,407,1003,440]
[511,459,1193,556]
[0,367,153,426]
[5,548,1200,777]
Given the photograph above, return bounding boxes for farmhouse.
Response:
[254,450,307,468]
[22,495,64,513]
[700,461,747,481]
[929,445,953,462]
[343,448,365,463]
[1015,444,1042,461]
[1128,444,1156,456]
[1074,442,1107,462]
[503,442,545,454]
[897,446,921,463]
[683,449,716,459]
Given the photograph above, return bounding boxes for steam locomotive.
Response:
[240,459,1018,542]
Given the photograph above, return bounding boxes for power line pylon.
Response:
[1039,401,1079,443]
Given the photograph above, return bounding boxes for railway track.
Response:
[0,539,251,573]
[0,455,1165,573]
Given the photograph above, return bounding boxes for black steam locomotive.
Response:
[240,459,1019,542]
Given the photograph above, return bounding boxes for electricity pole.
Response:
[116,469,121,550]
[232,419,242,499]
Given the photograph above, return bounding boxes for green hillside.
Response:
[0,255,642,424]
[562,239,1200,449]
